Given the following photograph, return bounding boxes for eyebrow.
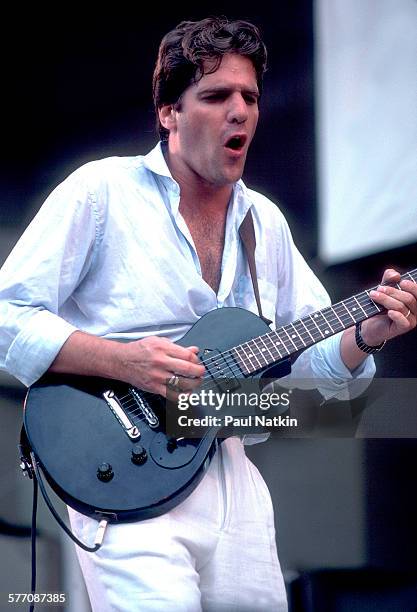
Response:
[197,86,260,98]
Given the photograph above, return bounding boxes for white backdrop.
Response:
[315,0,417,264]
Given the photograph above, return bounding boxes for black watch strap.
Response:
[355,320,386,354]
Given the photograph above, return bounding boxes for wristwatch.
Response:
[355,320,386,354]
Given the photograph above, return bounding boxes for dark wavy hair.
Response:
[152,16,267,141]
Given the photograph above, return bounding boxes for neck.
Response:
[163,144,233,214]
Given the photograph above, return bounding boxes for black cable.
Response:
[29,475,38,612]
[30,452,106,553]
[19,443,107,612]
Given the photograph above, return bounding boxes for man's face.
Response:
[163,53,260,189]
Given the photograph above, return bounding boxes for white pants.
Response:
[68,437,287,611]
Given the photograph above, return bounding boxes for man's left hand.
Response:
[360,268,417,346]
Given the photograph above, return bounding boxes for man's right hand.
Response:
[118,336,205,396]
[49,331,205,397]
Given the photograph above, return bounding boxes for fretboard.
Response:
[233,268,417,375]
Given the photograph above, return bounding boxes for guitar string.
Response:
[193,270,417,378]
[187,278,412,377]
[116,270,417,412]
[176,271,416,378]
[116,297,397,418]
[119,271,417,405]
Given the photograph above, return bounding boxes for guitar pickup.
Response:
[203,348,241,393]
[103,390,141,440]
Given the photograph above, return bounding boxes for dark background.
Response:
[1,2,416,608]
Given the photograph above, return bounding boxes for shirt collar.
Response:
[142,141,174,180]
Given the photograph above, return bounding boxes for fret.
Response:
[289,323,308,348]
[321,307,344,333]
[334,300,358,325]
[364,290,385,314]
[247,338,267,369]
[292,319,315,344]
[310,310,333,337]
[241,342,261,370]
[279,326,301,351]
[232,345,255,375]
[335,298,358,325]
[270,332,289,357]
[351,296,367,319]
[353,291,380,317]
[267,333,286,358]
[306,313,326,339]
[259,334,282,361]
[236,340,260,369]
[294,319,315,344]
[229,267,416,376]
[300,316,326,342]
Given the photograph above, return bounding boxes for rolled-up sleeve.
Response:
[292,333,376,400]
[4,308,78,386]
[0,166,102,386]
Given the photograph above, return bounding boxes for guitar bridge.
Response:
[129,388,159,428]
[102,390,141,440]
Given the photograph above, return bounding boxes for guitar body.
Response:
[24,307,287,523]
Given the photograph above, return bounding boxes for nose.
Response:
[227,93,248,124]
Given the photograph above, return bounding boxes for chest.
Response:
[185,215,226,294]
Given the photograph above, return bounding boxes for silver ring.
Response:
[405,308,411,319]
[168,374,180,388]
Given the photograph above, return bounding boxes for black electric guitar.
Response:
[22,270,416,523]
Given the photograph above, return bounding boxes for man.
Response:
[0,17,416,612]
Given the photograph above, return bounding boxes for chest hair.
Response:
[185,212,227,294]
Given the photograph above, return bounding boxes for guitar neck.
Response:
[232,268,417,375]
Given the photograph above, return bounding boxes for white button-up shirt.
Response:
[0,143,374,394]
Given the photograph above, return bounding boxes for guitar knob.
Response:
[97,462,114,482]
[131,444,147,465]
[166,437,178,452]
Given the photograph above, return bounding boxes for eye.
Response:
[204,93,226,102]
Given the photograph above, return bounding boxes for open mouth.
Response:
[224,134,247,151]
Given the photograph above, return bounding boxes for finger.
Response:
[370,287,413,316]
[165,384,180,403]
[159,372,199,398]
[187,346,201,354]
[176,376,204,393]
[164,378,202,402]
[381,268,401,285]
[188,348,203,365]
[157,382,172,398]
[386,309,414,331]
[400,279,417,300]
[166,343,203,365]
[166,356,206,379]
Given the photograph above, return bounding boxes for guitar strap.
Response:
[239,209,272,326]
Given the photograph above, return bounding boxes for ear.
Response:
[158,104,177,133]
